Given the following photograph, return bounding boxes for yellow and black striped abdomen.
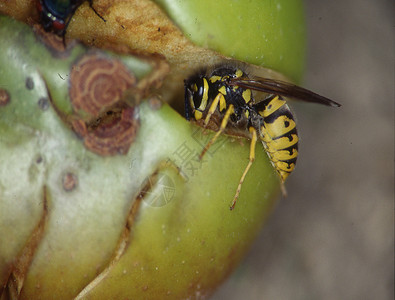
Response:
[254,95,298,182]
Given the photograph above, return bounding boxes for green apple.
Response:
[154,0,305,82]
[0,0,305,298]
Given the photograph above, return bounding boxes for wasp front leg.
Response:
[199,104,235,160]
[204,92,224,126]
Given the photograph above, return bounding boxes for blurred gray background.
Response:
[212,0,394,299]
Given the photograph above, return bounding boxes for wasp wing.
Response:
[229,78,341,107]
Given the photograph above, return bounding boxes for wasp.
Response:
[184,66,340,210]
[36,0,105,35]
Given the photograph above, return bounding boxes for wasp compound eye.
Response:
[193,81,205,108]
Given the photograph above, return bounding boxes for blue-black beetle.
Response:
[37,0,105,34]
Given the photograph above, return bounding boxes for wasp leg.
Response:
[230,126,257,210]
[199,104,235,160]
[204,93,223,126]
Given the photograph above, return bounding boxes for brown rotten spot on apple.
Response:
[69,53,139,156]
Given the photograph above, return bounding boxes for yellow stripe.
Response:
[209,75,221,83]
[235,69,243,78]
[276,161,295,172]
[259,96,286,117]
[270,148,298,161]
[242,89,251,103]
[263,134,299,150]
[197,78,209,112]
[264,115,296,138]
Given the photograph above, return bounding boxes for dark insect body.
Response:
[37,0,105,35]
[184,66,340,210]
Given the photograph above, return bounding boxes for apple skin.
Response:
[153,0,306,83]
[0,0,305,298]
